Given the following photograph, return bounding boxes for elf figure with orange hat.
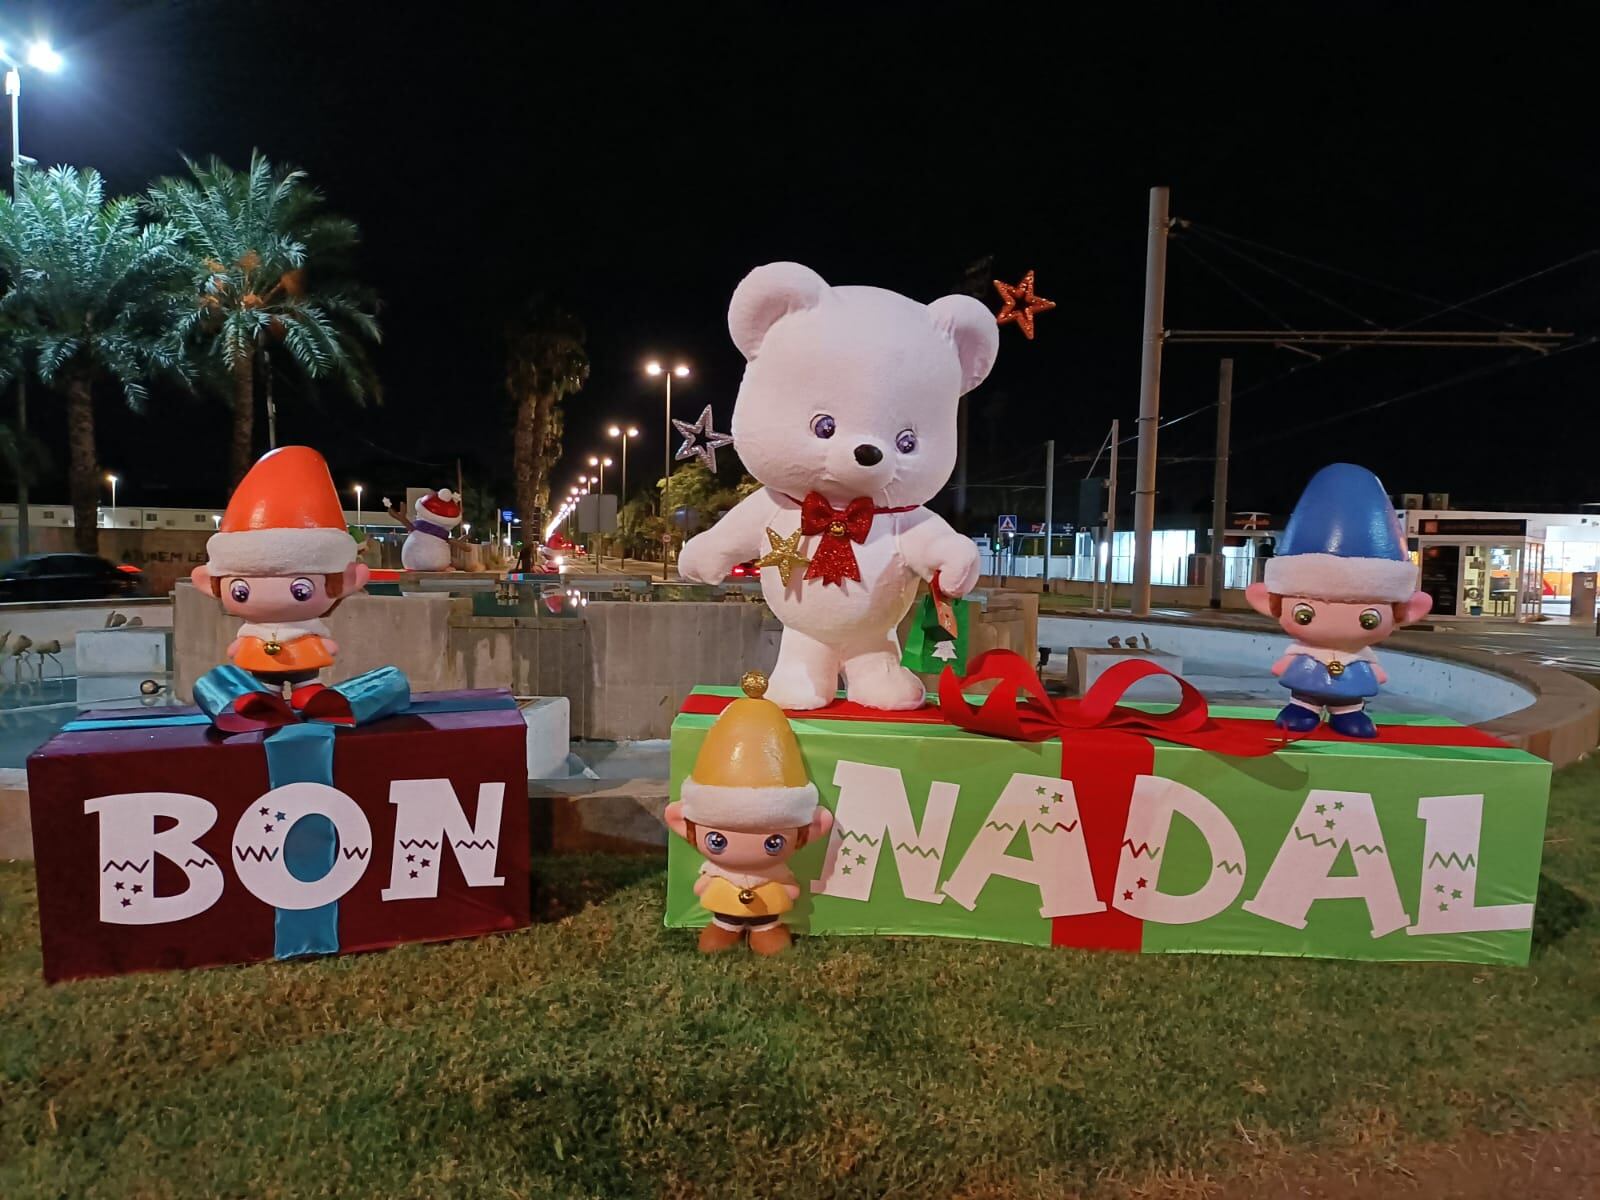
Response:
[664,670,833,955]
[191,446,370,691]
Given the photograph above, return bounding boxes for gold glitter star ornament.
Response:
[755,527,809,585]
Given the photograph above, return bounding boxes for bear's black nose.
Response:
[854,444,883,466]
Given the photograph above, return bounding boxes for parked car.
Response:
[0,554,147,602]
[729,559,761,579]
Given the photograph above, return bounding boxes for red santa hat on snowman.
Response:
[417,488,461,521]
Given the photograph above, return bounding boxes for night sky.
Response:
[9,2,1597,525]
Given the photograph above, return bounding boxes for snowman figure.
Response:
[394,488,462,572]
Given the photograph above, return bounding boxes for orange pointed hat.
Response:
[204,446,357,576]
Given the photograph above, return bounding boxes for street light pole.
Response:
[1131,185,1170,616]
[354,485,363,529]
[646,362,689,578]
[1208,358,1234,610]
[5,63,27,556]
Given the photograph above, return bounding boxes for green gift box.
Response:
[665,654,1550,966]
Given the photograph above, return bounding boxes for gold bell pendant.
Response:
[738,888,757,906]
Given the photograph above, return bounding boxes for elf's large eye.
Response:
[895,429,917,454]
[704,831,728,854]
[811,414,836,439]
[1292,603,1315,626]
[763,834,787,856]
[1359,608,1382,631]
[229,579,251,603]
[290,577,315,602]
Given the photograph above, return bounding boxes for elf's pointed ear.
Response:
[190,565,213,592]
[728,261,829,360]
[664,801,690,840]
[1400,590,1433,624]
[928,294,1000,394]
[809,807,834,842]
[343,562,370,593]
[1245,581,1275,617]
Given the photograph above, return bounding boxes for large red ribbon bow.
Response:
[938,649,1279,758]
[800,492,876,586]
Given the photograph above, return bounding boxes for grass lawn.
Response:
[2,761,1596,1198]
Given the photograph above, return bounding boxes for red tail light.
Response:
[115,563,143,575]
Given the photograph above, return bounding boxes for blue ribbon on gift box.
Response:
[64,665,515,961]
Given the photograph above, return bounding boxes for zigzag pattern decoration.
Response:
[1291,827,1386,855]
[838,830,882,846]
[341,846,371,860]
[893,843,940,859]
[1428,851,1478,869]
[984,821,1019,833]
[1122,840,1161,859]
[398,838,441,850]
[101,859,150,873]
[184,857,215,869]
[1215,861,1244,875]
[235,846,278,862]
[1032,820,1079,834]
[454,839,496,850]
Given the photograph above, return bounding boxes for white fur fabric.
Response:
[1264,553,1419,603]
[678,262,998,711]
[679,778,820,830]
[206,527,357,576]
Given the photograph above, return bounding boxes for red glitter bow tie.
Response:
[797,492,915,586]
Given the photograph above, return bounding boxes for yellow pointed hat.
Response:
[680,670,818,831]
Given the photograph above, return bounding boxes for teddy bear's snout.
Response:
[853,443,883,467]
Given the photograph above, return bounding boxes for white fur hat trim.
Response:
[679,778,820,831]
[205,526,358,577]
[1264,552,1419,604]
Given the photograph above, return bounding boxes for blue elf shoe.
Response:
[1274,703,1323,733]
[1327,708,1377,738]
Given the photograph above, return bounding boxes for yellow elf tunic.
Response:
[698,863,795,919]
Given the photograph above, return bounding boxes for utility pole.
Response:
[1042,439,1055,587]
[1208,358,1233,609]
[1131,185,1170,615]
[7,66,29,556]
[1105,417,1120,611]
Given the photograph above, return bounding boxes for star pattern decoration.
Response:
[1435,884,1446,894]
[1136,878,1148,889]
[1039,805,1050,815]
[855,854,867,865]
[1315,804,1327,815]
[1334,801,1345,811]
[842,865,853,876]
[1122,889,1134,901]
[1051,792,1064,803]
[264,824,274,833]
[132,884,143,894]
[1324,819,1335,830]
[993,269,1057,340]
[258,806,270,816]
[1439,901,1449,912]
[756,526,809,586]
[409,870,419,879]
[114,881,125,891]
[1451,888,1463,899]
[421,859,431,868]
[671,405,734,472]
[406,853,416,863]
[121,897,132,907]
[1035,786,1046,796]
[275,811,287,822]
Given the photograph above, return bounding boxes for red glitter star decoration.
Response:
[993,270,1056,340]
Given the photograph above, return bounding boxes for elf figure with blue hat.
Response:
[1246,464,1432,737]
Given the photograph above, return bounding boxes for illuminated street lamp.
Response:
[353,484,363,528]
[3,36,65,558]
[587,454,613,493]
[105,473,118,526]
[607,424,639,506]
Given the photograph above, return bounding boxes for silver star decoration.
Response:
[671,405,734,472]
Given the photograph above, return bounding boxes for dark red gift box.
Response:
[27,690,530,982]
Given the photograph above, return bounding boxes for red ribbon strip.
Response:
[215,684,355,734]
[938,650,1280,758]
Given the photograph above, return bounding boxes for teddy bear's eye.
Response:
[896,430,917,454]
[811,414,836,439]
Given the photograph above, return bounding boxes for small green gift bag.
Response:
[902,578,970,674]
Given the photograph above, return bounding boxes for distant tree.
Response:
[146,151,380,484]
[657,465,761,544]
[0,167,188,553]
[505,302,588,544]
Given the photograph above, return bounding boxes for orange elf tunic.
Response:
[231,620,335,674]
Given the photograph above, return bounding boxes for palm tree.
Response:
[0,167,188,554]
[505,302,588,545]
[146,151,380,485]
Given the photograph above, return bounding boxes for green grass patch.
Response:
[2,760,1597,1198]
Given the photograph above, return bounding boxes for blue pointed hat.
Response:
[1264,463,1418,602]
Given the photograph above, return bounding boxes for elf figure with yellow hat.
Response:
[190,446,370,692]
[664,670,833,955]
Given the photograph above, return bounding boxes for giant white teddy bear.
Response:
[678,262,998,710]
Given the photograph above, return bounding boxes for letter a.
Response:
[812,761,956,903]
[941,773,1102,918]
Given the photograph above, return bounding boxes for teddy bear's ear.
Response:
[728,262,830,360]
[927,295,1000,395]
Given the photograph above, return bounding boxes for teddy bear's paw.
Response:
[764,676,835,710]
[845,663,928,711]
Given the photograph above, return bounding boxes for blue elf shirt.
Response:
[1278,643,1380,704]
